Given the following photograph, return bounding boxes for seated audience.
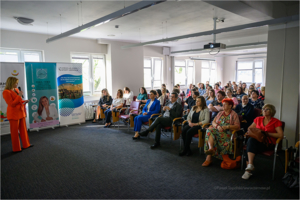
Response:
[203,85,212,99]
[218,81,223,90]
[256,83,261,91]
[93,88,113,123]
[123,87,134,106]
[205,89,216,106]
[258,86,265,101]
[242,104,283,179]
[214,83,221,94]
[156,89,165,106]
[248,85,255,97]
[198,83,206,96]
[104,89,124,128]
[249,90,264,110]
[180,96,210,156]
[161,87,168,100]
[184,88,196,109]
[234,95,255,131]
[136,87,148,104]
[242,82,248,94]
[172,88,182,104]
[132,90,161,139]
[208,90,226,121]
[162,84,170,95]
[139,92,182,149]
[202,98,240,167]
[186,84,193,97]
[183,90,200,120]
[225,88,238,108]
[236,87,246,100]
[232,84,238,96]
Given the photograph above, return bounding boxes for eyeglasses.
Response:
[262,108,270,111]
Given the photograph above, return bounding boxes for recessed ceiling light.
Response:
[107,34,115,37]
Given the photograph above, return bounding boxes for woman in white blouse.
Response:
[123,87,134,106]
[34,96,58,123]
[156,89,165,106]
[104,89,124,128]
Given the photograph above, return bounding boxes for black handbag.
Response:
[282,168,299,189]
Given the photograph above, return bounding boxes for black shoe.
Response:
[132,136,140,140]
[139,130,149,136]
[179,150,188,156]
[150,143,160,149]
[28,144,34,148]
[186,150,193,156]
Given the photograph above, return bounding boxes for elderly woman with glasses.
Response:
[242,104,283,180]
[202,98,240,167]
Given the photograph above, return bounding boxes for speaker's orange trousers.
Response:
[9,117,30,152]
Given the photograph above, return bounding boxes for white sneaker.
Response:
[245,164,255,171]
[242,171,252,179]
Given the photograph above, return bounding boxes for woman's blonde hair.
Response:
[261,86,265,91]
[161,87,166,95]
[38,96,49,116]
[262,104,276,117]
[4,77,19,90]
[101,88,111,101]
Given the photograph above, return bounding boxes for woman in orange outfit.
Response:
[2,77,33,152]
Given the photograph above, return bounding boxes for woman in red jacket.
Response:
[2,77,33,152]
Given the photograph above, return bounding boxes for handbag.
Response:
[246,128,271,145]
[282,168,299,189]
[221,155,241,169]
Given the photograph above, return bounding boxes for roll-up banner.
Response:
[56,63,85,126]
[0,62,27,135]
[25,62,59,129]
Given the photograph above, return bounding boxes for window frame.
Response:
[236,59,264,85]
[201,60,217,85]
[173,59,195,87]
[143,57,163,90]
[71,53,106,96]
[0,48,44,62]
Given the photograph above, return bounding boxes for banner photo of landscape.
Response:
[0,62,26,135]
[57,63,85,126]
[25,62,59,129]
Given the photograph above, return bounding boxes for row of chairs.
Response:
[95,95,285,180]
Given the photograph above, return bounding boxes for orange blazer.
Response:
[2,88,26,120]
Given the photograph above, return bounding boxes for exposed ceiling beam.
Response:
[203,1,275,21]
[170,42,267,55]
[121,15,299,49]
[46,0,166,43]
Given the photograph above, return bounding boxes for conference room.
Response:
[1,0,299,199]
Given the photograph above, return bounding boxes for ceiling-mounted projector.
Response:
[204,43,226,50]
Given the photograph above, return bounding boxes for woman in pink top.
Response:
[214,83,221,94]
[225,88,238,108]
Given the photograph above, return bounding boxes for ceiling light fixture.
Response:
[46,0,166,43]
[14,17,34,26]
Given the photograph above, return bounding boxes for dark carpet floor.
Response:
[1,121,299,199]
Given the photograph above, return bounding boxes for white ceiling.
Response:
[1,0,269,48]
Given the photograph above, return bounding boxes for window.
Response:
[143,57,163,89]
[0,48,43,62]
[236,60,264,84]
[201,61,217,85]
[71,54,106,95]
[174,60,194,87]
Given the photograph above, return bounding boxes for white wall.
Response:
[98,39,144,98]
[0,30,107,62]
[265,23,299,148]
